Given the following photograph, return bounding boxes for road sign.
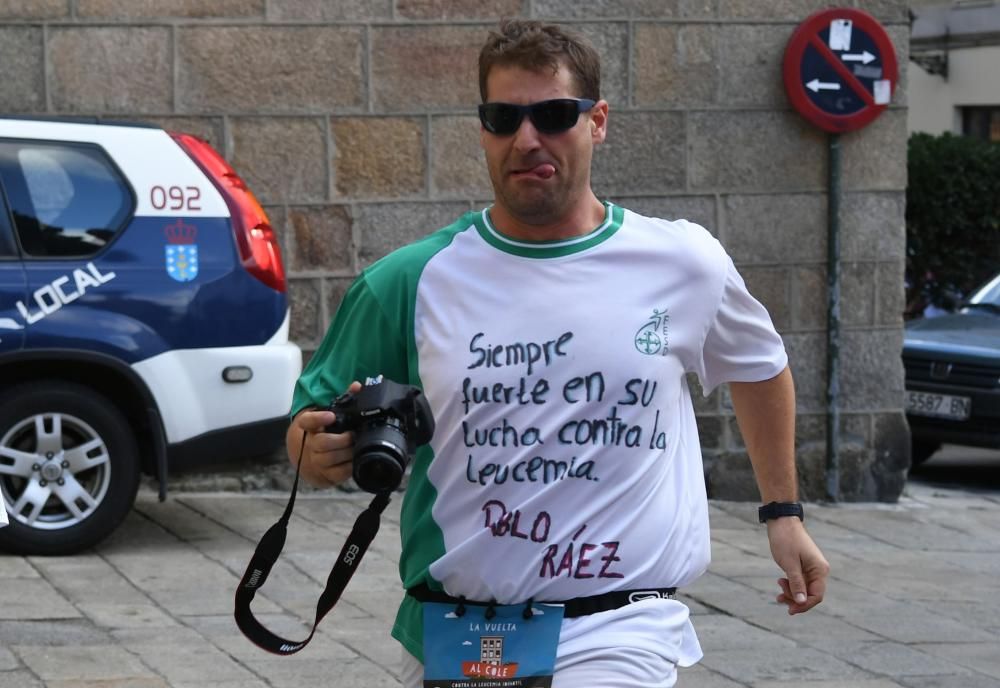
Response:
[783,8,898,133]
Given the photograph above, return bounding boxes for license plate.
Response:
[904,391,971,420]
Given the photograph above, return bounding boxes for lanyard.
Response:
[233,435,391,655]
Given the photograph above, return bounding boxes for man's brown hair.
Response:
[478,19,601,102]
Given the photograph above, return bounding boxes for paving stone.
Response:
[701,645,874,684]
[765,681,907,688]
[836,641,979,678]
[118,638,260,684]
[0,648,16,672]
[676,663,748,687]
[47,680,168,688]
[0,619,110,647]
[901,674,1000,688]
[0,579,80,620]
[0,556,38,578]
[13,645,157,682]
[914,642,1000,680]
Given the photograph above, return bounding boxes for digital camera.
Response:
[325,379,435,493]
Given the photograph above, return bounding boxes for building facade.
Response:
[0,0,912,501]
[908,1,1000,141]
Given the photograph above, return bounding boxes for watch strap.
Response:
[758,501,804,523]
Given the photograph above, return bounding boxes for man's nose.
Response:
[511,116,542,152]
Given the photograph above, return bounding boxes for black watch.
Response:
[758,501,804,523]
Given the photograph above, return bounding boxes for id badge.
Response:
[423,601,564,688]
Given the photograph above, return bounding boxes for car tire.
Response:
[910,439,941,468]
[0,381,140,555]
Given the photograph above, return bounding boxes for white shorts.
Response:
[400,598,702,688]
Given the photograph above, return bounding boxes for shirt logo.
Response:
[634,308,670,356]
[165,219,199,282]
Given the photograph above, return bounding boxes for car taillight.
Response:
[169,132,287,293]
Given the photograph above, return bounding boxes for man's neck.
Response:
[489,193,607,242]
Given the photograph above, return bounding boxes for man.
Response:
[288,19,828,687]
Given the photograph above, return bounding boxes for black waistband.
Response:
[407,583,677,619]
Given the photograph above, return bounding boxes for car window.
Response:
[0,140,133,258]
[969,274,1000,306]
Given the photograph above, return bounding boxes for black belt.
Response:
[407,582,677,618]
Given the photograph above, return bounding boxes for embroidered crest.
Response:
[164,219,199,282]
[634,308,670,356]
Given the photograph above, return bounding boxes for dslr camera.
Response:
[325,378,435,493]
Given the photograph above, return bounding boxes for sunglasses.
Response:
[478,98,597,136]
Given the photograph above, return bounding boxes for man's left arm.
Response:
[729,366,830,615]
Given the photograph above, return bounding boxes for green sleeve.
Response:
[290,273,410,415]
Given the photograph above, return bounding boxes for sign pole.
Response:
[782,7,898,502]
[826,133,841,502]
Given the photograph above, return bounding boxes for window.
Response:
[0,141,133,257]
[961,106,1000,143]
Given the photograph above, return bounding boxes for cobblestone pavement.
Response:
[2,455,999,688]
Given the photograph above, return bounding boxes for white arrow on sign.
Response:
[841,50,876,64]
[806,78,841,92]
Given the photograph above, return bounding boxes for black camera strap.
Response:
[234,435,391,655]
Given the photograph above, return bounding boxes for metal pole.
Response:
[826,133,841,502]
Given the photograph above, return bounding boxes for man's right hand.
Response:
[286,381,362,487]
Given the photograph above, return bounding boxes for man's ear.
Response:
[590,100,608,144]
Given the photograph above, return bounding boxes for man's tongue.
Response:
[520,163,555,179]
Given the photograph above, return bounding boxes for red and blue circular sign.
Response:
[783,8,898,133]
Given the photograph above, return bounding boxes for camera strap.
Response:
[233,434,391,655]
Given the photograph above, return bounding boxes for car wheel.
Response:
[0,382,140,555]
[910,439,941,468]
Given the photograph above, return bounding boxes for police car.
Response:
[0,118,301,555]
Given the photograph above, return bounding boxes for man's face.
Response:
[480,63,607,228]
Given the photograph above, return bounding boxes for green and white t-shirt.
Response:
[292,202,787,662]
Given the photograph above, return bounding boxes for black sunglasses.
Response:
[478,98,597,136]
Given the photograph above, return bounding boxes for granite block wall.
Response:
[0,0,912,501]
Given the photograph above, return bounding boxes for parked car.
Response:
[0,117,301,555]
[903,271,1000,466]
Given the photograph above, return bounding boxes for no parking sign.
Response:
[783,8,898,133]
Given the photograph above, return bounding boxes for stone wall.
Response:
[0,0,912,501]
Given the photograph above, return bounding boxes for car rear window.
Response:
[0,140,133,258]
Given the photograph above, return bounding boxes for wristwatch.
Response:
[758,501,804,523]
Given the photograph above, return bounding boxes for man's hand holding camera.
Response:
[289,381,362,487]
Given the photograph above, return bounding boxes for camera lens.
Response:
[353,420,409,493]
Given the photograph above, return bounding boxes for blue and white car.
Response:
[0,118,301,555]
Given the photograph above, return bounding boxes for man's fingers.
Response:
[786,570,808,605]
[297,410,336,432]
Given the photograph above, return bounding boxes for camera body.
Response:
[325,378,435,493]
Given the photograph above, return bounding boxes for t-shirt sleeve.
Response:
[692,255,788,394]
[290,274,410,416]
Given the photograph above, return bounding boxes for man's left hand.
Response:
[766,518,830,615]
